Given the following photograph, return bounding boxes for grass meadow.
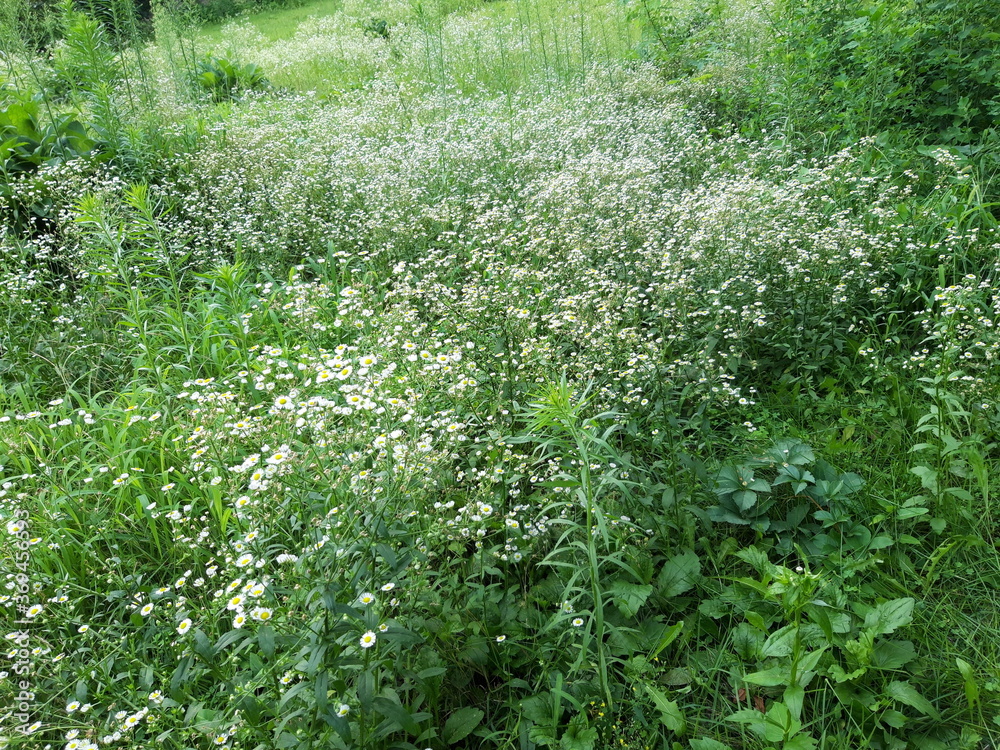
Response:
[2,0,1000,748]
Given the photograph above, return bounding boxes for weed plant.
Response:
[1,0,1000,748]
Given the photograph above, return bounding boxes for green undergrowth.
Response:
[1,0,1000,748]
[196,0,343,44]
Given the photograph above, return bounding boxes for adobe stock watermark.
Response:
[6,506,39,739]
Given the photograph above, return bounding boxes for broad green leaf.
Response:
[357,670,374,711]
[886,680,940,720]
[193,707,220,733]
[257,624,275,657]
[193,628,214,661]
[560,713,597,750]
[733,490,757,510]
[868,535,894,550]
[762,624,798,658]
[783,684,805,721]
[657,550,701,597]
[443,707,484,743]
[745,610,768,632]
[797,647,827,674]
[715,465,741,492]
[417,666,448,679]
[314,670,328,713]
[529,724,558,746]
[863,598,914,635]
[521,694,551,724]
[644,684,686,735]
[214,628,247,653]
[871,640,916,669]
[763,702,798,742]
[690,739,732,750]
[707,507,752,525]
[609,581,653,618]
[725,708,767,737]
[743,665,790,687]
[896,506,929,519]
[944,487,974,502]
[732,622,764,660]
[880,709,908,728]
[783,733,818,750]
[372,690,427,737]
[910,465,938,492]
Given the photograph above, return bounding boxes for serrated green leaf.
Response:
[828,663,867,683]
[768,440,815,466]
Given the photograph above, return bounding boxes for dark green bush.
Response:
[903,0,1000,144]
[767,0,1000,146]
[633,0,1000,148]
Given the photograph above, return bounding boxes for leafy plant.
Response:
[193,54,270,102]
[722,548,938,750]
[362,17,391,40]
[708,440,864,541]
[0,96,102,237]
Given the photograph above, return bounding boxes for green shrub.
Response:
[632,0,1000,149]
[166,0,306,24]
[901,0,1000,144]
[0,97,104,236]
[192,53,270,101]
[764,0,1000,147]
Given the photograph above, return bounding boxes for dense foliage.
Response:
[636,0,1000,152]
[1,0,999,749]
